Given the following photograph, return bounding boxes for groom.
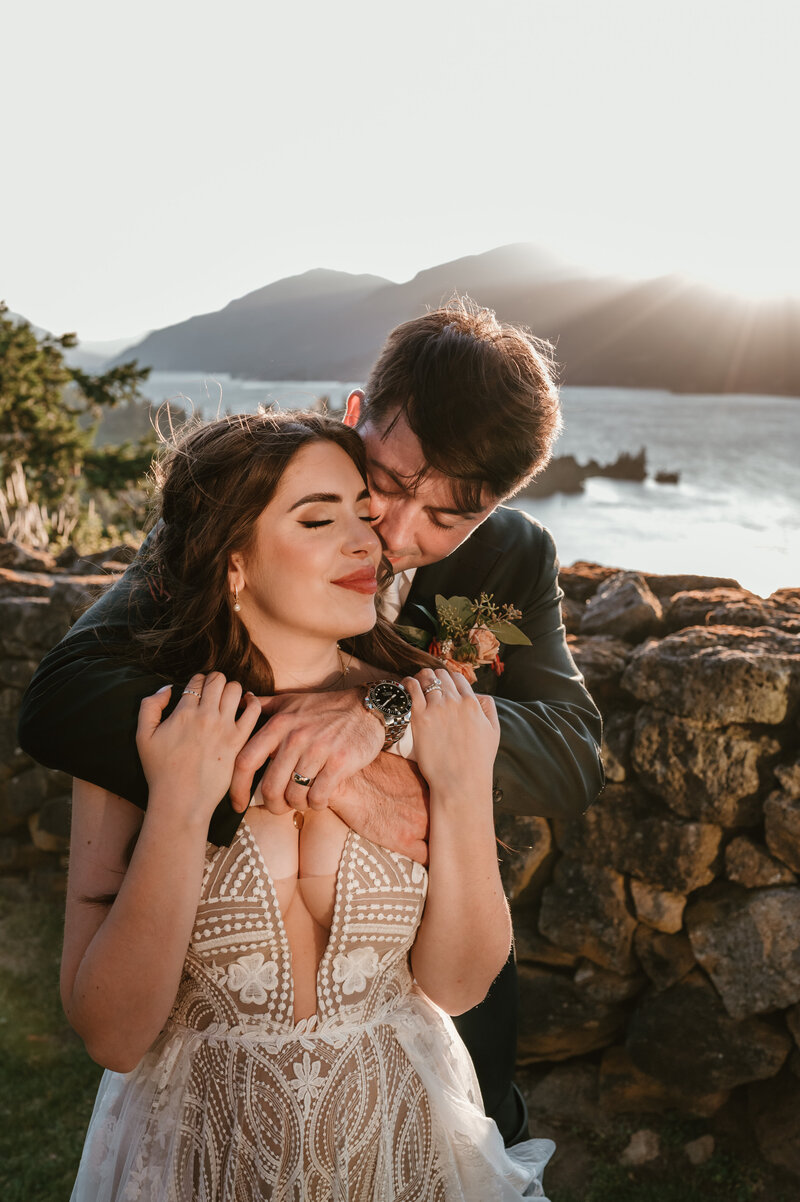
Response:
[18,298,604,1145]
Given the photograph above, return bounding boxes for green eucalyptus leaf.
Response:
[435,595,476,625]
[489,620,532,646]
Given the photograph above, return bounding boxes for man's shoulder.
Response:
[472,504,555,558]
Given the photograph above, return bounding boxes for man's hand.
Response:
[329,753,430,865]
[228,687,385,814]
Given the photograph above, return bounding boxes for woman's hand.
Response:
[402,668,500,800]
[136,672,261,819]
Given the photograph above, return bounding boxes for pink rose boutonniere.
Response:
[397,593,531,684]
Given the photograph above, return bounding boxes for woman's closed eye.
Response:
[299,514,378,529]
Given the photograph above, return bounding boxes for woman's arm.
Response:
[60,673,261,1072]
[406,671,512,1015]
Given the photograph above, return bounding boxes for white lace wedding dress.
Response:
[70,819,553,1200]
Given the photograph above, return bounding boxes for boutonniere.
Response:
[397,593,531,684]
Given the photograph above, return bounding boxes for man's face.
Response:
[345,394,498,573]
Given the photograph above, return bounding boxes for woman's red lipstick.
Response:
[331,568,378,595]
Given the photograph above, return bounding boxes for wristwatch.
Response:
[362,680,413,750]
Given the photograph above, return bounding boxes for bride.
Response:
[62,411,553,1200]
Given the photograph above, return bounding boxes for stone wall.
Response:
[2,538,800,1172]
[496,563,800,1177]
[0,538,134,896]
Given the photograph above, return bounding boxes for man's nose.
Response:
[372,501,415,551]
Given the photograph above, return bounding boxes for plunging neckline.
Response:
[240,815,355,1025]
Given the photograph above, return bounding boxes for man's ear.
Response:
[343,389,365,428]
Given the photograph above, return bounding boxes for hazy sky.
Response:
[5,0,799,340]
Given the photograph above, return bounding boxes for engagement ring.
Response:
[182,688,203,699]
[423,680,443,695]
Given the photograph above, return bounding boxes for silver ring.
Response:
[423,681,443,695]
[182,688,203,699]
[292,771,314,787]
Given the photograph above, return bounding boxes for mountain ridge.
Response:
[71,246,800,396]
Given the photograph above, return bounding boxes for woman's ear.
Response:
[228,552,245,595]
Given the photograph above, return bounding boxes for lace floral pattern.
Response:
[70,822,553,1201]
[332,946,380,994]
[225,952,278,1003]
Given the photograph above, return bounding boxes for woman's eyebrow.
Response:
[289,488,370,511]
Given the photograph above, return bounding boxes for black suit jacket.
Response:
[17,507,603,844]
[399,505,602,819]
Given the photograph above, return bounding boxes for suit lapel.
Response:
[397,526,504,628]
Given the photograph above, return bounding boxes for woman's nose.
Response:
[344,515,382,556]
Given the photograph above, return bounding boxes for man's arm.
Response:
[488,520,604,820]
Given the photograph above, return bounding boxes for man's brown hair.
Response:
[360,296,562,512]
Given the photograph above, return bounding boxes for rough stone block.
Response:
[686,885,800,1018]
[0,568,54,599]
[514,929,580,969]
[621,626,800,726]
[496,814,552,903]
[634,926,696,991]
[0,658,40,691]
[0,539,55,571]
[28,804,70,854]
[517,964,626,1062]
[774,757,800,798]
[539,858,637,974]
[631,707,779,826]
[725,836,796,887]
[619,1129,661,1166]
[626,970,790,1092]
[598,1045,729,1117]
[0,765,54,827]
[525,1063,605,1130]
[567,635,633,700]
[764,791,800,873]
[664,588,758,632]
[581,572,663,642]
[573,960,646,1003]
[0,597,68,657]
[642,573,740,602]
[685,1135,715,1165]
[630,879,687,933]
[560,595,584,636]
[554,783,722,894]
[601,711,635,783]
[558,562,619,603]
[749,1067,800,1179]
[787,1003,800,1049]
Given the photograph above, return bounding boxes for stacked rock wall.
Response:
[498,563,800,1176]
[2,540,800,1171]
[0,539,132,896]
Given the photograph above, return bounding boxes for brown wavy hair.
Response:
[132,410,437,690]
[361,295,562,511]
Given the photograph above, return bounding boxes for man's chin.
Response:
[384,554,416,574]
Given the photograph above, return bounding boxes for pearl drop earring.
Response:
[233,585,241,612]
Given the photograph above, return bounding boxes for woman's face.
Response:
[229,440,383,647]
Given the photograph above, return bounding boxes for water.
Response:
[515,387,800,598]
[140,374,800,598]
[139,372,355,418]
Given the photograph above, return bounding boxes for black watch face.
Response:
[370,681,411,717]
